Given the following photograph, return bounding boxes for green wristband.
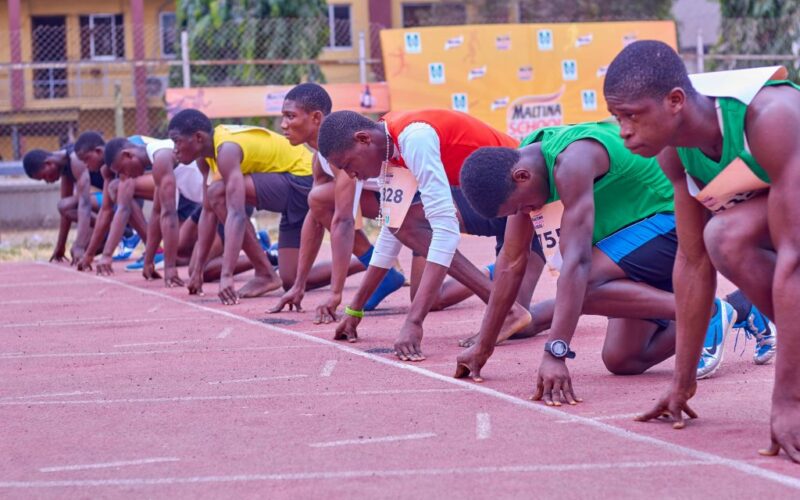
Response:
[344,306,364,318]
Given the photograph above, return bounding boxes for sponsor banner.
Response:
[166,83,390,119]
[380,21,677,134]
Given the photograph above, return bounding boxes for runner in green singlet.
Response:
[604,40,797,463]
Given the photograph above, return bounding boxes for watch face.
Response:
[551,341,567,357]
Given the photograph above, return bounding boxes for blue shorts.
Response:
[596,213,677,293]
[93,191,103,207]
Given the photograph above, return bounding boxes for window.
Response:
[326,4,352,49]
[160,12,177,58]
[402,3,466,28]
[80,14,125,60]
[31,16,68,99]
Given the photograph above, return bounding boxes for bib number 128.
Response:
[382,187,404,204]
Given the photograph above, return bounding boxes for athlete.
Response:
[101,137,204,285]
[318,110,538,361]
[454,122,735,404]
[168,109,313,305]
[603,40,791,461]
[269,83,405,321]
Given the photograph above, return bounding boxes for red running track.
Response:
[0,236,798,498]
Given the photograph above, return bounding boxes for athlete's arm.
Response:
[271,154,329,312]
[746,89,800,461]
[152,149,182,285]
[329,166,360,299]
[97,175,136,275]
[637,146,712,428]
[216,141,248,300]
[78,166,115,271]
[70,155,93,260]
[52,173,74,263]
[457,212,534,380]
[531,141,605,406]
[188,157,215,295]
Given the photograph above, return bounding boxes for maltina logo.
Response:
[506,87,565,140]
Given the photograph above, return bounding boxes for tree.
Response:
[459,0,673,24]
[713,1,800,77]
[174,0,329,87]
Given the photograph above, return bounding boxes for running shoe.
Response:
[113,231,141,261]
[697,298,736,379]
[736,305,777,365]
[125,252,164,272]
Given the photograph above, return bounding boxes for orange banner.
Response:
[166,82,389,119]
[380,21,677,140]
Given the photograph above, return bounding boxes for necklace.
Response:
[376,123,391,226]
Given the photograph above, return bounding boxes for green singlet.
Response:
[676,80,800,186]
[521,121,674,244]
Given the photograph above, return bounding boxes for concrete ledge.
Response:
[0,177,61,230]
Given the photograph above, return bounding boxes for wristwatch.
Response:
[544,340,576,359]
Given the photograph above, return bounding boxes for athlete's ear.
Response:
[311,110,324,125]
[511,165,532,184]
[354,130,372,145]
[665,87,687,114]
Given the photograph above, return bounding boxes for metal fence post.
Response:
[696,29,705,73]
[114,81,124,137]
[181,30,191,88]
[358,31,367,85]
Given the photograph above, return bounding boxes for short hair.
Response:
[74,131,105,155]
[22,149,50,178]
[285,83,332,115]
[459,147,520,218]
[604,40,696,101]
[168,109,213,136]
[318,111,380,159]
[104,138,135,169]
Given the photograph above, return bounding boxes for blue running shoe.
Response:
[125,252,164,272]
[113,232,141,261]
[737,305,777,365]
[486,263,495,281]
[257,230,271,251]
[697,298,737,379]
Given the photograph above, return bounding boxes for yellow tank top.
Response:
[206,125,312,177]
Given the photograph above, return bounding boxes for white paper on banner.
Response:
[381,166,418,229]
[689,66,786,105]
[686,158,769,213]
[531,200,565,275]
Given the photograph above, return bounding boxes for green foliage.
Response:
[460,0,674,23]
[713,1,800,78]
[173,0,329,87]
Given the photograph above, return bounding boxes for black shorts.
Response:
[251,173,313,249]
[177,194,202,223]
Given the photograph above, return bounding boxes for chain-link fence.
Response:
[0,16,373,162]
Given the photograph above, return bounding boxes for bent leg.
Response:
[602,318,675,375]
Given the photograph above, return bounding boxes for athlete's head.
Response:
[168,109,213,165]
[318,111,384,180]
[281,83,332,146]
[74,131,106,171]
[460,145,549,218]
[22,149,61,184]
[604,40,698,157]
[104,138,147,178]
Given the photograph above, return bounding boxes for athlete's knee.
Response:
[308,185,333,216]
[703,216,746,273]
[57,197,74,215]
[207,181,226,210]
[601,349,647,376]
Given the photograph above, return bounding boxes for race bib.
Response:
[687,158,769,213]
[531,200,564,275]
[353,180,364,230]
[381,166,418,229]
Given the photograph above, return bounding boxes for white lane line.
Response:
[476,413,491,440]
[1,316,195,329]
[0,391,101,401]
[0,459,734,488]
[146,305,161,314]
[216,327,233,339]
[0,388,466,406]
[0,345,323,360]
[319,360,337,377]
[556,413,640,424]
[39,457,180,473]
[310,432,436,448]
[0,280,94,288]
[38,263,800,491]
[114,340,200,348]
[208,375,308,385]
[0,298,74,305]
[95,288,109,296]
